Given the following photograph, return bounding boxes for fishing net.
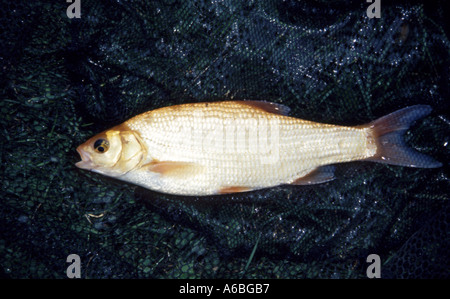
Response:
[1,0,448,279]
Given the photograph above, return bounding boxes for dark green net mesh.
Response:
[1,0,448,278]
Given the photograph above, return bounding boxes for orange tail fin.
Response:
[365,105,442,168]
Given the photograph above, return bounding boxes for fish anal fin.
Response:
[146,161,202,177]
[218,186,252,194]
[237,101,291,116]
[291,166,336,185]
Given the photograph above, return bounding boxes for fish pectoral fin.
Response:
[146,161,203,177]
[290,166,336,185]
[218,186,252,194]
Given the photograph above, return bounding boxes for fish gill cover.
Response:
[0,0,448,279]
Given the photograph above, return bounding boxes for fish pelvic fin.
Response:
[363,105,442,168]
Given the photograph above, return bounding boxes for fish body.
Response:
[76,101,441,196]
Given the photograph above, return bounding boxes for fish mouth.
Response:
[75,146,94,170]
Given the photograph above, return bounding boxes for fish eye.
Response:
[93,138,110,153]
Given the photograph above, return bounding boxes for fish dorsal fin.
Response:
[237,101,291,116]
[291,165,336,185]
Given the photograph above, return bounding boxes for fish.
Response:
[75,101,441,196]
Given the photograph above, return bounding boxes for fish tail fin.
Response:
[364,105,442,168]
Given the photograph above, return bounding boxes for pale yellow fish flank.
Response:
[75,101,441,196]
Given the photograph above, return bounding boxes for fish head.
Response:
[76,124,147,176]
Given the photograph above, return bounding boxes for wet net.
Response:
[0,0,448,279]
